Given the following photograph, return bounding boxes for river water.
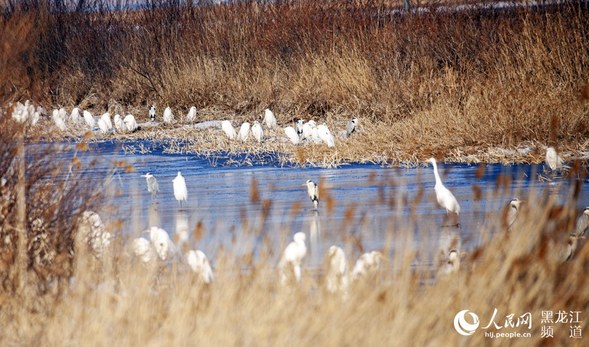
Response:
[44,141,589,269]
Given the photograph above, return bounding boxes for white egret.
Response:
[52,109,67,131]
[163,106,174,124]
[58,107,68,122]
[545,146,567,172]
[132,237,154,263]
[186,249,214,284]
[304,180,319,209]
[113,114,125,132]
[149,226,172,261]
[437,249,460,276]
[173,171,188,207]
[325,245,348,294]
[11,101,29,123]
[70,107,81,124]
[317,123,335,147]
[141,173,159,199]
[279,232,307,285]
[295,118,304,137]
[303,120,321,143]
[149,105,156,122]
[284,126,300,145]
[97,117,110,134]
[346,117,358,137]
[251,121,264,142]
[83,110,96,128]
[263,108,277,128]
[100,112,112,130]
[575,207,589,237]
[30,110,40,126]
[221,120,237,140]
[427,158,460,215]
[187,106,197,123]
[79,210,111,257]
[351,251,383,282]
[123,114,138,132]
[238,122,251,142]
[506,198,523,229]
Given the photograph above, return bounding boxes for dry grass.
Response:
[1,0,588,164]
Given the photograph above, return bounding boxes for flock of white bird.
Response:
[10,101,358,149]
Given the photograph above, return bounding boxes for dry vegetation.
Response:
[1,1,589,344]
[2,0,589,164]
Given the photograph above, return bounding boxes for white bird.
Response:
[173,171,188,207]
[351,251,383,282]
[186,106,197,123]
[141,173,159,199]
[83,110,96,128]
[123,114,138,132]
[52,109,67,131]
[317,123,335,147]
[11,101,29,123]
[545,146,567,172]
[132,237,154,263]
[506,198,523,229]
[237,122,251,142]
[346,117,358,137]
[284,126,300,145]
[437,249,460,276]
[163,106,174,124]
[304,180,319,209]
[295,118,304,137]
[30,110,40,126]
[149,105,156,122]
[149,226,172,261]
[575,207,589,237]
[100,112,112,130]
[221,120,237,140]
[251,121,264,142]
[113,114,125,132]
[97,117,110,134]
[79,211,111,257]
[427,158,460,215]
[263,108,277,129]
[279,232,307,285]
[58,107,68,122]
[70,107,81,124]
[186,249,214,284]
[325,245,348,293]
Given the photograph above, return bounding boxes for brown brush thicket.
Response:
[1,0,588,151]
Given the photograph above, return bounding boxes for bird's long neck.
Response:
[432,161,442,186]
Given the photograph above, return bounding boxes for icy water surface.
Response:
[43,141,589,269]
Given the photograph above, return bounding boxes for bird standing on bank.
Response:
[325,245,348,294]
[186,106,197,123]
[263,108,277,129]
[221,120,237,140]
[238,122,251,142]
[427,158,460,216]
[279,232,307,285]
[251,121,264,142]
[186,249,214,284]
[284,126,300,145]
[149,105,156,122]
[163,107,174,124]
[173,172,188,208]
[346,117,358,137]
[304,180,319,210]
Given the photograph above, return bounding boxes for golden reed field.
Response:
[0,0,588,346]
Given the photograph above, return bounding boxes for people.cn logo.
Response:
[454,310,480,336]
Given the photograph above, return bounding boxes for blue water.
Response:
[37,140,589,269]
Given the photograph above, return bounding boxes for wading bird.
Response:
[295,118,304,137]
[149,226,172,261]
[186,249,214,284]
[187,106,197,123]
[263,108,277,129]
[545,146,567,172]
[114,114,125,132]
[506,198,523,230]
[142,173,160,200]
[238,122,251,142]
[317,123,335,147]
[284,126,300,145]
[52,109,67,131]
[163,107,174,124]
[78,210,111,257]
[304,180,319,209]
[132,237,154,263]
[427,158,460,216]
[149,105,156,122]
[575,207,589,237]
[437,249,460,276]
[279,232,307,285]
[351,251,383,282]
[83,110,95,128]
[346,117,358,137]
[221,120,237,140]
[124,114,138,132]
[325,245,348,294]
[173,172,188,207]
[251,121,264,142]
[70,107,81,124]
